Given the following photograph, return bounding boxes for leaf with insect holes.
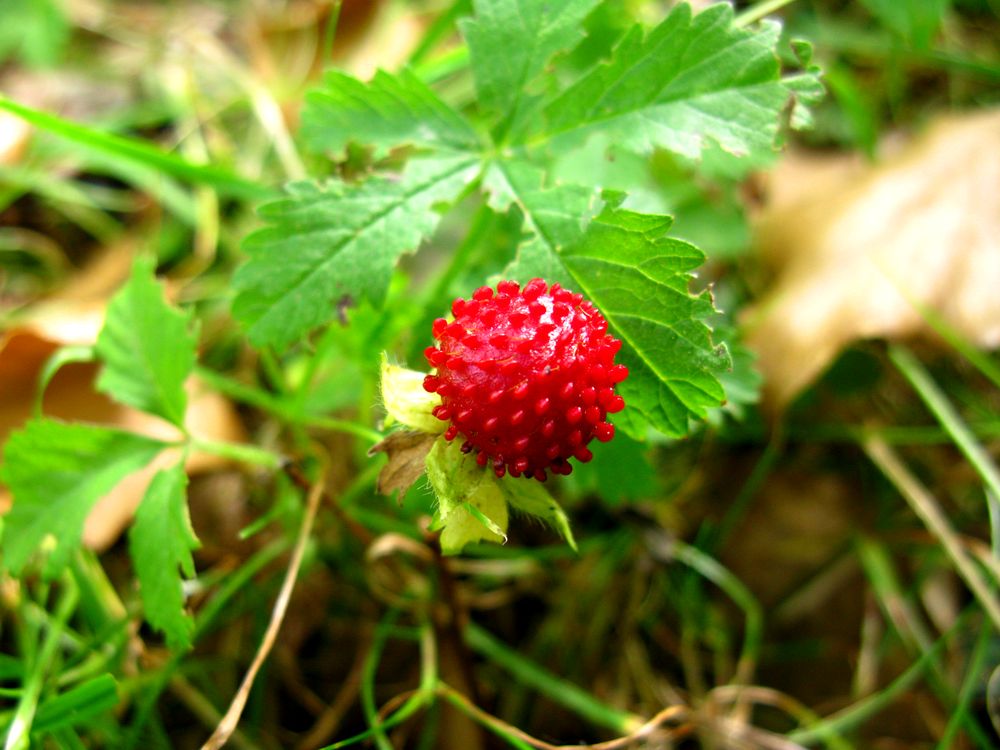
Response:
[0,420,165,577]
[540,3,809,163]
[301,68,480,159]
[232,154,480,349]
[459,0,601,128]
[502,177,729,438]
[95,257,197,427]
[129,462,199,650]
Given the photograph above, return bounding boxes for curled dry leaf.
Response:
[368,430,438,500]
[745,108,1000,408]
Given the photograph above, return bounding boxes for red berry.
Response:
[423,279,628,480]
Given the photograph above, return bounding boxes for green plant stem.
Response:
[5,576,79,750]
[465,622,642,734]
[195,366,384,444]
[735,0,800,27]
[320,1,343,68]
[936,621,994,750]
[190,437,283,470]
[437,687,536,750]
[361,610,403,750]
[711,427,783,549]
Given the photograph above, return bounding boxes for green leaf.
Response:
[499,479,576,550]
[232,154,480,349]
[540,3,802,162]
[129,462,199,650]
[0,420,165,577]
[32,675,118,733]
[301,68,480,158]
[426,438,508,555]
[95,257,197,427]
[504,188,729,438]
[459,0,601,127]
[485,159,596,288]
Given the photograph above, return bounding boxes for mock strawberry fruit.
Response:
[422,278,627,481]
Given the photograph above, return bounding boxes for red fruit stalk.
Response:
[423,279,628,481]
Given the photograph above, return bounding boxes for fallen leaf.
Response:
[745,108,1000,408]
[368,430,437,499]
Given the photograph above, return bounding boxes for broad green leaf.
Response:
[0,420,165,577]
[426,438,508,555]
[459,0,600,127]
[504,189,729,438]
[129,462,199,650]
[541,3,801,162]
[95,257,197,427]
[232,154,480,349]
[301,68,480,158]
[485,159,595,288]
[499,479,576,550]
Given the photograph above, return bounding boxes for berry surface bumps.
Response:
[423,279,628,481]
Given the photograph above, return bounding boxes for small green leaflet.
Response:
[541,3,799,162]
[500,479,576,551]
[504,185,729,438]
[233,154,479,349]
[0,420,165,577]
[426,438,508,555]
[129,462,199,650]
[425,437,577,554]
[459,0,600,130]
[95,257,197,427]
[300,68,480,158]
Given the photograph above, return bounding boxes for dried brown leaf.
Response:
[368,430,437,499]
[746,108,1000,408]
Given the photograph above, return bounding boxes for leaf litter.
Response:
[747,108,1000,408]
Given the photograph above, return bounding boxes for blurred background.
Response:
[2,0,1000,748]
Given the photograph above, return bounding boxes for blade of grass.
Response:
[855,536,994,747]
[937,621,994,749]
[863,435,1000,631]
[200,470,324,749]
[890,344,1000,547]
[789,608,975,744]
[0,96,272,201]
[4,575,79,750]
[465,622,642,734]
[647,533,764,689]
